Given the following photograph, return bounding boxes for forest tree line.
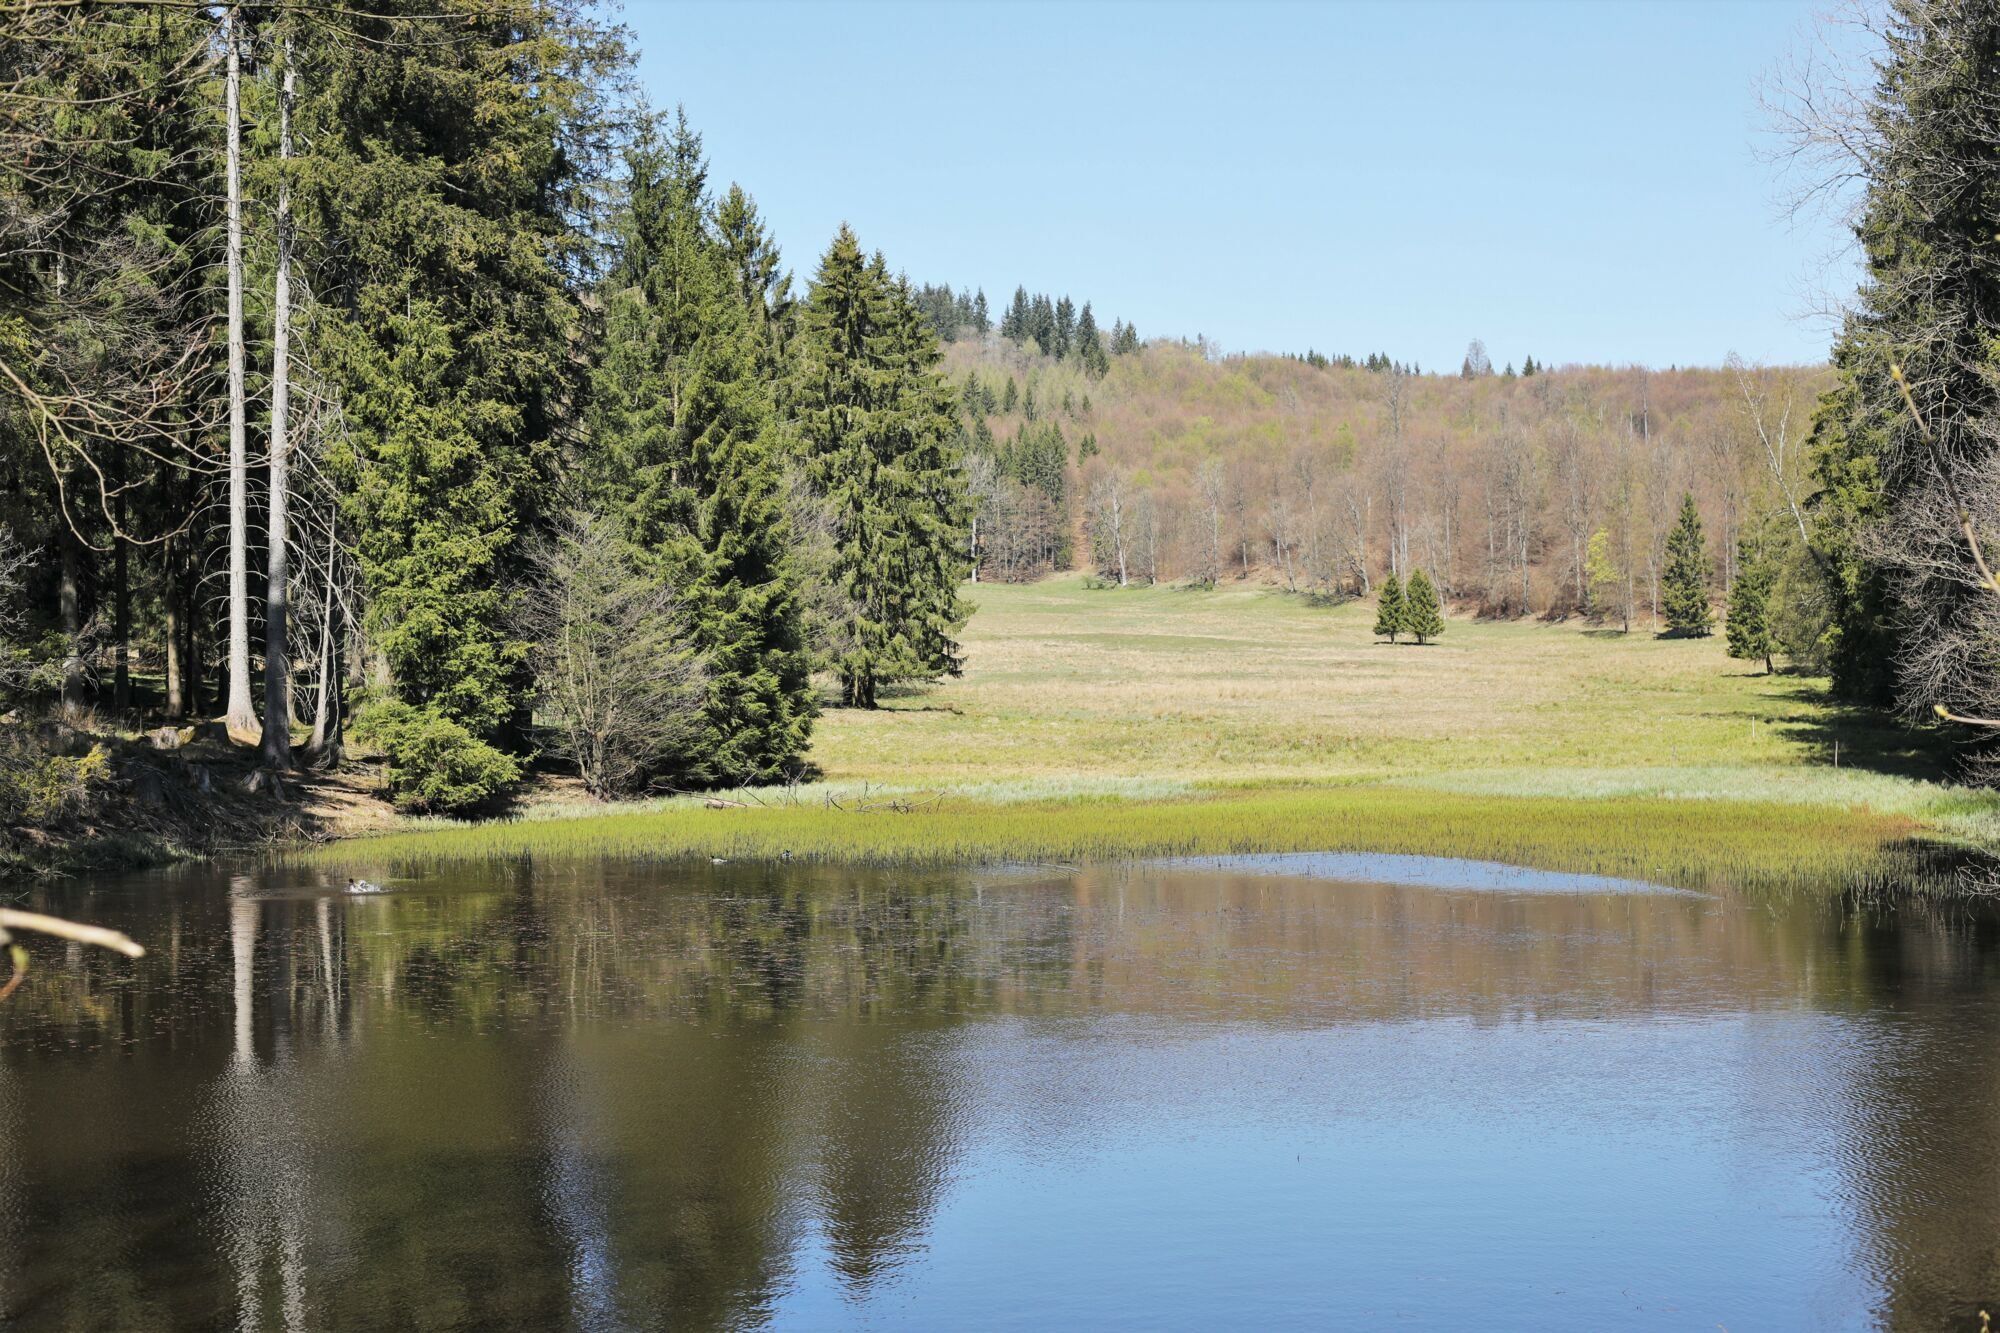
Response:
[0,0,971,811]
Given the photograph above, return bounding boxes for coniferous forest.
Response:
[0,3,970,814]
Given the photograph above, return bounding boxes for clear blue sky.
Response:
[624,0,1847,370]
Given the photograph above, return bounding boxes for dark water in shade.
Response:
[3,859,2000,1331]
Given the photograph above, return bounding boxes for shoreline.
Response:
[292,782,1962,898]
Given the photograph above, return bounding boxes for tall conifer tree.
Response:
[590,112,812,783]
[307,0,629,808]
[1662,492,1714,637]
[1076,303,1108,378]
[1726,536,1776,674]
[1405,569,1445,643]
[792,226,971,707]
[1374,572,1406,643]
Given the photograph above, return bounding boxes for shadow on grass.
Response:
[1766,679,1957,783]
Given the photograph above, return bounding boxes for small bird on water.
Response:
[345,878,384,894]
[710,856,729,865]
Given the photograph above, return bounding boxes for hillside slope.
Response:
[942,336,1826,625]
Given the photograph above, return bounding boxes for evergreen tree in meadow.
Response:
[589,111,812,783]
[1374,572,1406,643]
[1661,492,1714,637]
[1404,569,1445,644]
[1726,536,1776,674]
[792,226,972,707]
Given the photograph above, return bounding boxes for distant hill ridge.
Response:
[934,324,1823,629]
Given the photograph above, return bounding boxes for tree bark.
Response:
[58,529,83,716]
[223,6,257,734]
[112,447,129,712]
[164,533,182,719]
[260,34,295,768]
[307,522,342,764]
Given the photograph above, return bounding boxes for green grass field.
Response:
[313,576,2000,893]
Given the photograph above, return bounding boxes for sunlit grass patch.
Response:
[334,573,1989,893]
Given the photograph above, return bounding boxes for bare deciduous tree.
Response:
[1087,466,1132,587]
[1195,456,1226,588]
[515,515,707,799]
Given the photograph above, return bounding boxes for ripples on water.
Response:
[2,857,2000,1330]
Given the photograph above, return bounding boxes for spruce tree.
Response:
[1029,294,1055,353]
[1003,286,1030,343]
[1661,492,1714,637]
[1405,569,1445,643]
[1076,302,1109,378]
[1726,537,1776,674]
[1374,572,1406,643]
[713,182,794,378]
[589,112,813,784]
[792,226,972,707]
[311,0,629,807]
[1803,2,2000,716]
[1053,295,1076,360]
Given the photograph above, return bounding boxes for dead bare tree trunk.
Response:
[261,34,295,768]
[58,530,82,715]
[306,523,342,764]
[113,448,129,712]
[164,534,182,719]
[223,6,257,735]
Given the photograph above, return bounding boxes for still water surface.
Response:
[2,855,1998,1330]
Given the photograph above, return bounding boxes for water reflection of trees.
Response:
[2,863,2000,1326]
[1808,900,2000,1331]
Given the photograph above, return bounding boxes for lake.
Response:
[2,854,1997,1330]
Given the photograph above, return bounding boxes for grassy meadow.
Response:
[314,576,2000,893]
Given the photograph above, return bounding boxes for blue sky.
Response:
[624,0,1849,370]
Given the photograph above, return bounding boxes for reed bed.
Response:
[304,785,1933,896]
